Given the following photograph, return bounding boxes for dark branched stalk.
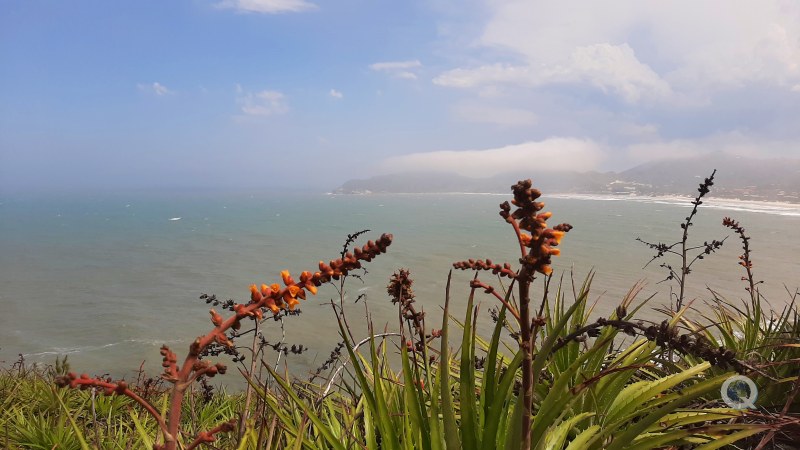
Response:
[637,169,725,311]
[551,316,757,374]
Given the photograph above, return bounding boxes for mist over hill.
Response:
[334,153,800,202]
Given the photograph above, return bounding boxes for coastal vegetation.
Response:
[2,174,799,449]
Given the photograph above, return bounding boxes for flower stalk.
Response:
[56,233,393,450]
[454,179,572,449]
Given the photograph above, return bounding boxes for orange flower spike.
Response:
[281,270,295,286]
[209,309,223,327]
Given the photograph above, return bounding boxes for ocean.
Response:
[1,190,798,382]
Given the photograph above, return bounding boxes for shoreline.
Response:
[329,191,800,216]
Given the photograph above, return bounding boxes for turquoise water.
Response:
[1,191,798,381]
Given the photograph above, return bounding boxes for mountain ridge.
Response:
[334,154,800,203]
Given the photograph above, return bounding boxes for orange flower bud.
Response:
[265,299,280,314]
[250,284,262,302]
[543,229,564,245]
[209,309,223,327]
[305,282,318,295]
[281,270,294,286]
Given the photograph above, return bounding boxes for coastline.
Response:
[329,191,800,216]
[547,193,800,216]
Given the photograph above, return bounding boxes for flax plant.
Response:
[451,179,775,449]
[33,176,800,450]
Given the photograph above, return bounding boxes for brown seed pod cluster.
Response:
[387,268,415,305]
[388,269,429,351]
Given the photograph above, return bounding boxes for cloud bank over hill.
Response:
[379,139,606,177]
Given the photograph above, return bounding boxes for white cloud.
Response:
[370,60,422,80]
[329,89,343,99]
[237,89,288,116]
[569,44,672,103]
[380,138,606,177]
[396,71,418,80]
[436,1,800,102]
[435,43,671,103]
[369,60,422,71]
[137,82,173,96]
[216,0,316,14]
[434,64,530,88]
[453,102,538,126]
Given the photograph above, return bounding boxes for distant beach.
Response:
[548,193,800,217]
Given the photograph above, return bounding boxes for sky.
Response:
[1,0,800,191]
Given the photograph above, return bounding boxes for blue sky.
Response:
[2,0,799,191]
